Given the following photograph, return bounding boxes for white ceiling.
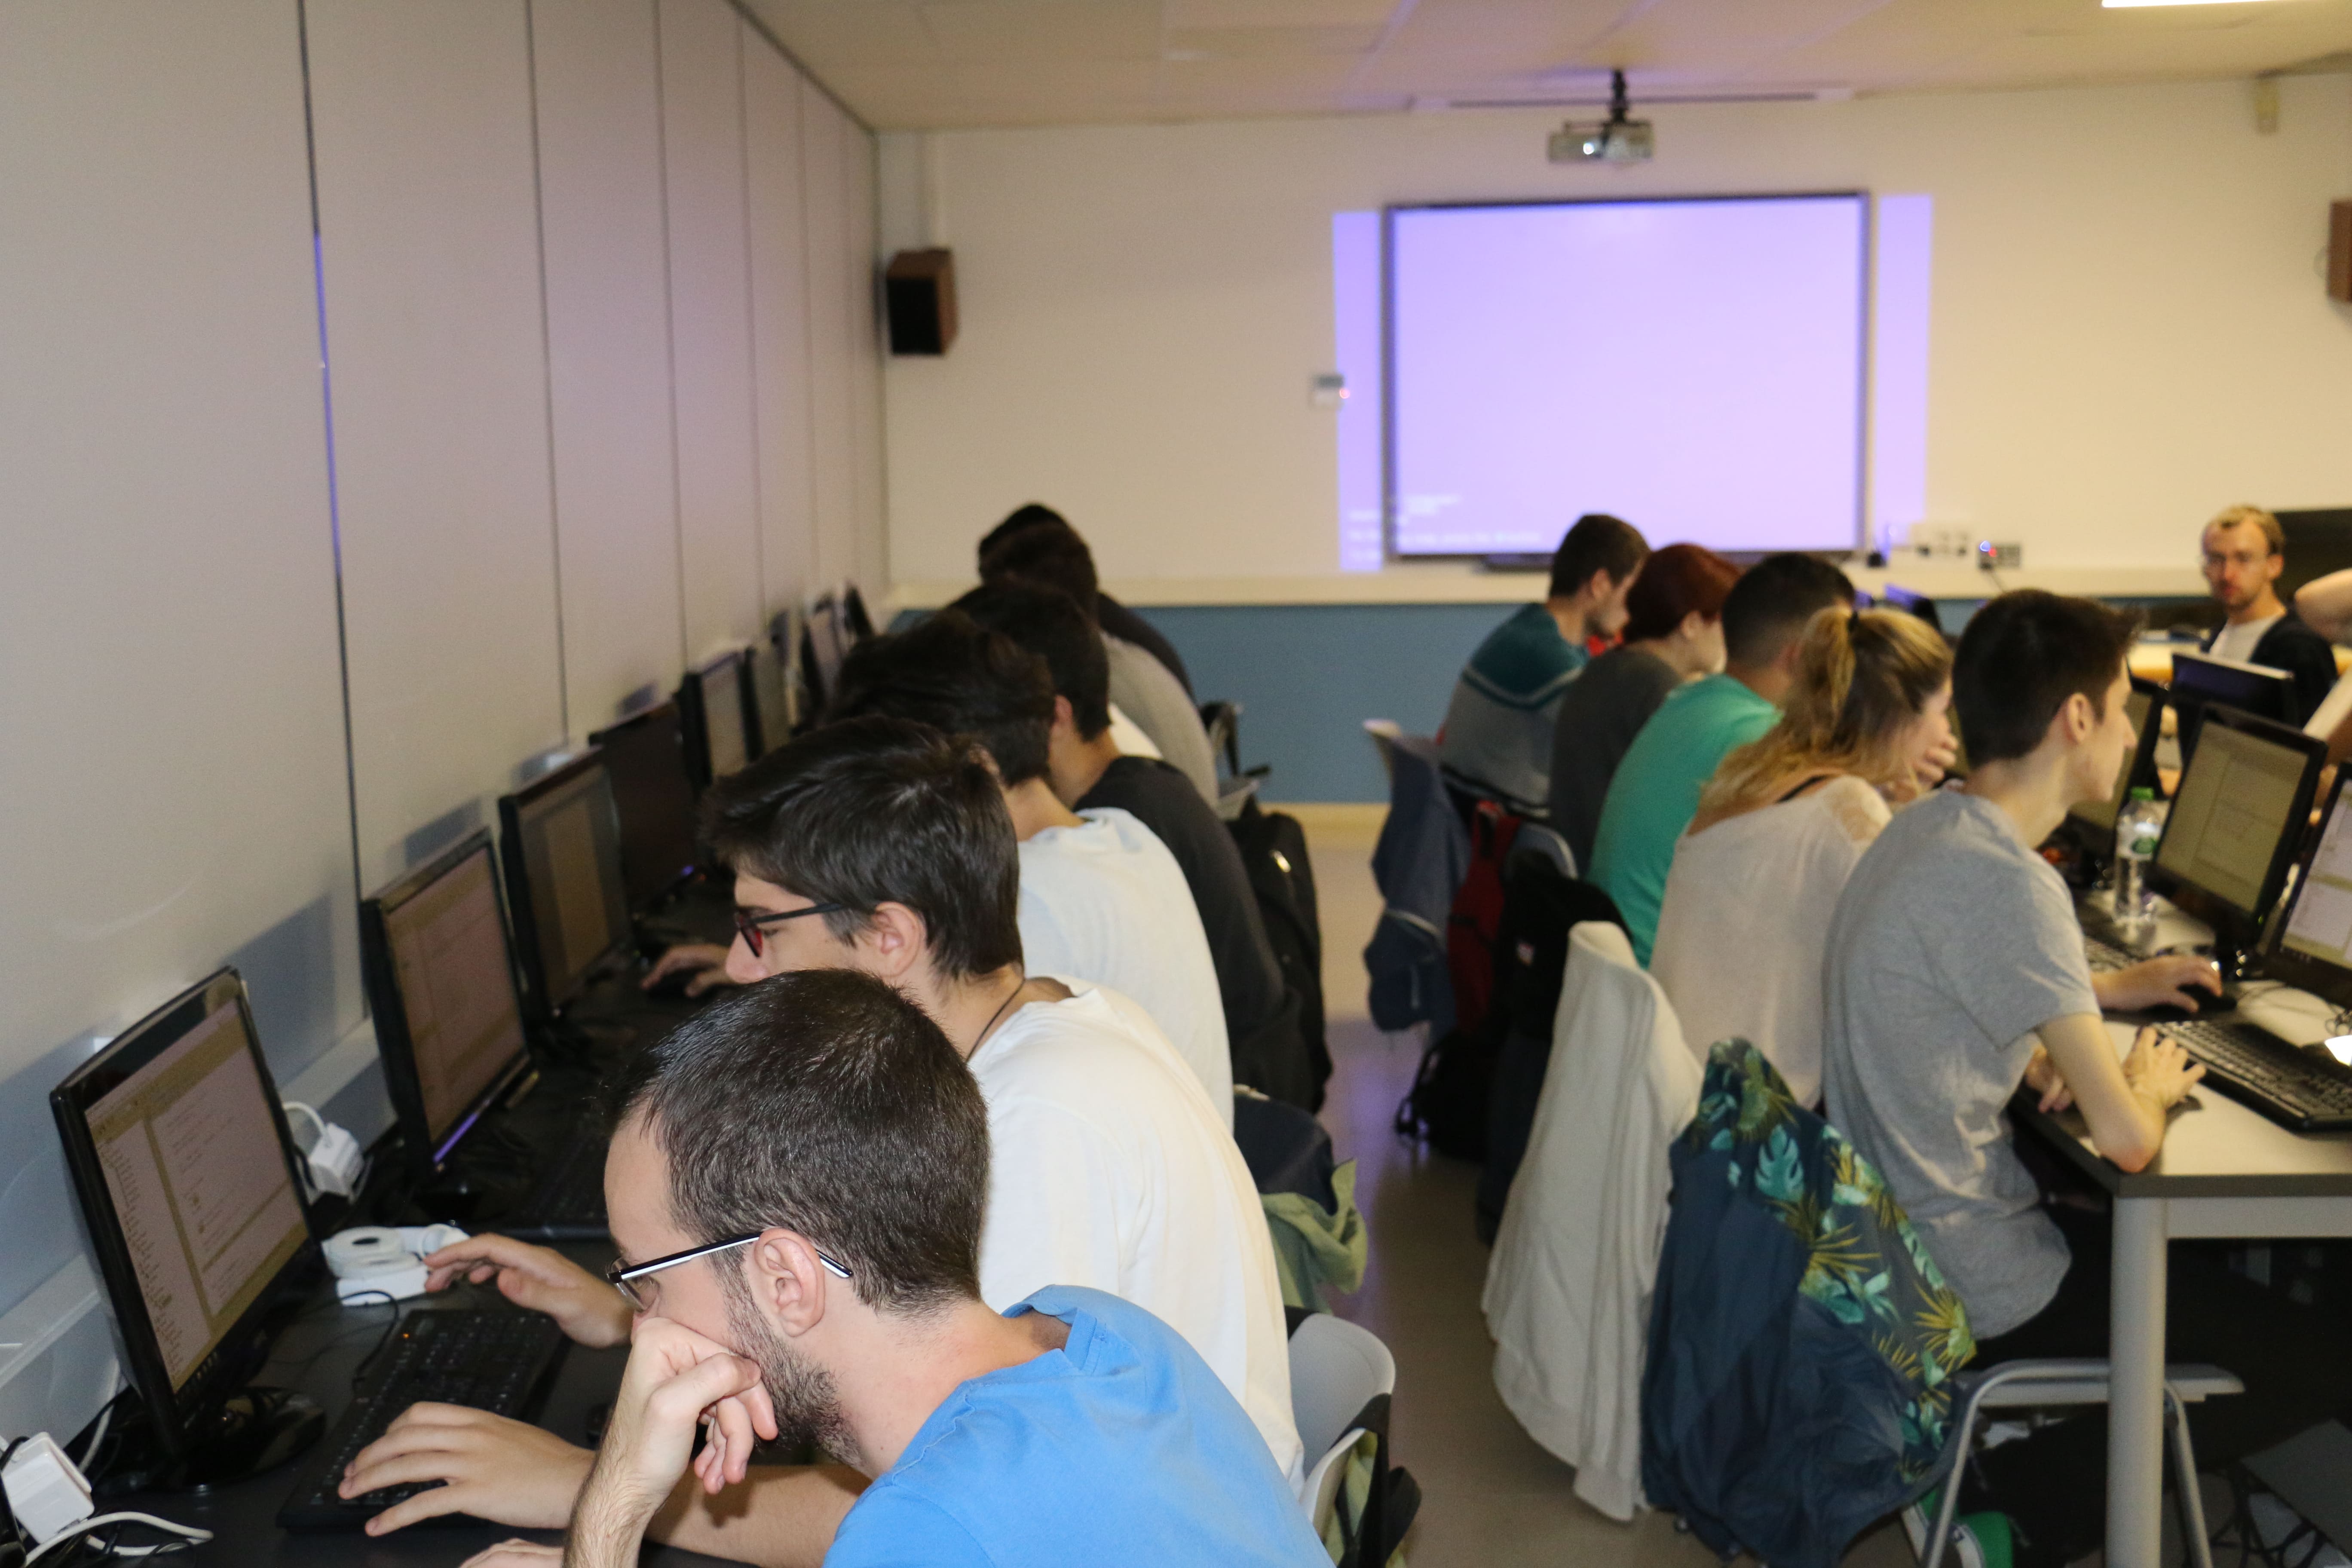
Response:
[743,0,2352,131]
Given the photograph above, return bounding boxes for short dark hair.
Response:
[1952,590,2141,766]
[1721,553,1857,667]
[952,582,1112,741]
[1548,514,1650,600]
[976,502,1070,566]
[980,523,1100,615]
[618,969,989,1316]
[701,715,1023,980]
[825,611,1056,786]
[1620,543,1743,643]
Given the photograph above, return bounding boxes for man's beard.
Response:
[721,1278,857,1466]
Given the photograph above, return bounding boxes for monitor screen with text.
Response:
[2156,717,2309,914]
[383,844,528,1150]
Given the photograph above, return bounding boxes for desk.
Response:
[2017,996,2352,1568]
[106,1270,736,1563]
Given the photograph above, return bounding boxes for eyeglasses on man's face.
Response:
[606,1233,854,1314]
[731,900,845,959]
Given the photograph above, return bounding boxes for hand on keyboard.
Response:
[2094,955,2224,1016]
[2125,1027,2206,1109]
[340,1403,592,1536]
[423,1234,634,1349]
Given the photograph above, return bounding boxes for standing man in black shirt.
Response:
[956,581,1320,1109]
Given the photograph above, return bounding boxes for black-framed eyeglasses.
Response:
[605,1233,853,1313]
[732,902,845,959]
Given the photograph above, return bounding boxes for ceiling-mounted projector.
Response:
[1549,69,1653,165]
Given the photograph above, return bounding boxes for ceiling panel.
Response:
[743,0,2352,129]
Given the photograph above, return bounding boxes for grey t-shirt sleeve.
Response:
[1920,833,2101,1052]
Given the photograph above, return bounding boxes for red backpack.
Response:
[1444,800,1521,1037]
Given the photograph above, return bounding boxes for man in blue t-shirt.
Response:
[523,970,1326,1568]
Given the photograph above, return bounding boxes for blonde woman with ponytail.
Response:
[1649,607,1956,1103]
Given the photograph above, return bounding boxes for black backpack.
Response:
[1228,797,1332,1110]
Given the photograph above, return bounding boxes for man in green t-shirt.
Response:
[1588,554,1856,963]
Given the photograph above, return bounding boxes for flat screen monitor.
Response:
[745,636,793,758]
[802,593,848,717]
[2068,680,2163,839]
[590,701,699,912]
[362,831,532,1171]
[51,970,314,1461]
[2277,766,2352,980]
[2275,508,2352,604]
[2169,650,2295,761]
[677,651,748,789]
[1385,194,1866,557]
[497,753,631,1014]
[2152,704,2322,926]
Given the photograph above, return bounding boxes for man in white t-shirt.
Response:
[821,611,1233,1121]
[338,717,1298,1562]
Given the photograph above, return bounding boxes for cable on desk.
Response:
[21,1513,210,1565]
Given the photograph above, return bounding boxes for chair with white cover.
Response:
[1484,920,1704,1522]
[1291,1314,1414,1564]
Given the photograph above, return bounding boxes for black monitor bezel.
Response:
[360,829,533,1176]
[2149,702,2324,932]
[2066,675,2167,847]
[675,649,749,792]
[744,635,794,759]
[2169,650,2297,761]
[588,699,701,914]
[496,750,630,1017]
[49,968,318,1460]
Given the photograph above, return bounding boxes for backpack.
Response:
[1228,797,1332,1109]
[1444,799,1522,1038]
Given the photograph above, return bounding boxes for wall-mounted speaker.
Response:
[885,248,957,355]
[2330,201,2351,304]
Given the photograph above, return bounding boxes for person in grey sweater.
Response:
[1546,543,1741,870]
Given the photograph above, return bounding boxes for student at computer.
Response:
[2197,503,2337,724]
[1822,589,2352,1568]
[1434,513,1648,816]
[344,719,1301,1553]
[981,514,1219,802]
[1649,606,1952,1105]
[1544,542,1741,871]
[649,613,1234,1119]
[955,579,1321,1109]
[980,502,1194,696]
[458,971,1325,1568]
[1587,553,1858,964]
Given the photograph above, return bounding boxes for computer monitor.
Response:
[2275,508,2352,604]
[497,752,631,1016]
[589,701,699,912]
[51,970,322,1481]
[1872,584,1944,638]
[2067,678,2165,844]
[2274,766,2352,984]
[2151,705,2323,948]
[802,593,848,719]
[745,634,794,758]
[361,831,533,1173]
[677,651,749,790]
[2169,650,2295,761]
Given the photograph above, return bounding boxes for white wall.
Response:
[882,74,2352,591]
[0,0,884,1439]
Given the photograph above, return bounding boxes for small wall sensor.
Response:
[1311,373,1347,410]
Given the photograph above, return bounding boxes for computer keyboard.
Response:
[277,1309,567,1531]
[2085,934,2137,974]
[508,1130,609,1242]
[2163,1018,2352,1133]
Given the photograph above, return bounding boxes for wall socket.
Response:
[1976,540,2023,570]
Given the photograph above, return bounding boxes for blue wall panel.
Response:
[1135,602,1519,804]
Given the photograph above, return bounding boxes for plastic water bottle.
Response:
[2114,787,2168,926]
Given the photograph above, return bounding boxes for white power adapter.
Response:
[3,1432,93,1546]
[283,1101,364,1199]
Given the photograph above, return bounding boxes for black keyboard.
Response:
[277,1309,568,1531]
[2165,1019,2352,1133]
[508,1130,609,1242]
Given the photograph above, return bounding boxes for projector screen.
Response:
[1387,194,1868,558]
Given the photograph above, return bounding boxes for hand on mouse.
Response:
[2093,955,2222,1015]
[642,943,733,997]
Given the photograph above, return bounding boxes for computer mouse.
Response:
[2140,983,2237,1023]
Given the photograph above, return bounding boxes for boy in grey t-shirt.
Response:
[1821,590,2352,1568]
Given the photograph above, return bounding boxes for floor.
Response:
[1289,805,1921,1568]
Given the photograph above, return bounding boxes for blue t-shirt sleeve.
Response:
[826,1488,995,1568]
